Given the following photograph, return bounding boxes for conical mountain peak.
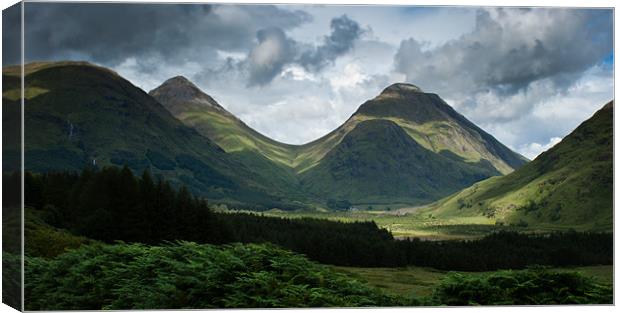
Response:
[374,83,425,101]
[151,76,208,101]
[164,75,194,86]
[355,82,451,124]
[149,76,227,115]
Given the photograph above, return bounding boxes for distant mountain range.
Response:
[150,74,527,206]
[422,101,613,231]
[8,61,610,222]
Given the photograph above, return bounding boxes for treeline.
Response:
[213,215,612,270]
[215,213,395,267]
[16,167,613,271]
[21,166,219,244]
[392,231,612,271]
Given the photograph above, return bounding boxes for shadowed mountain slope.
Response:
[5,61,307,210]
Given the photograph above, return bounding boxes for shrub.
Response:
[25,242,409,310]
[429,267,612,305]
[25,208,91,258]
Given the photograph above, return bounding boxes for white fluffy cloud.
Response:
[329,63,369,92]
[518,137,562,159]
[467,65,613,158]
[194,54,391,145]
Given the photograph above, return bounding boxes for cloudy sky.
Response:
[4,3,614,158]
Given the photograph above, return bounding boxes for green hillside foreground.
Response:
[23,242,409,310]
[20,241,612,310]
[3,61,309,210]
[420,101,613,232]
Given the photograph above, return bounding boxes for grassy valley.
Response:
[334,265,613,298]
[261,208,509,240]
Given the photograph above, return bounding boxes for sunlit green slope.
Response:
[150,76,300,167]
[422,101,613,231]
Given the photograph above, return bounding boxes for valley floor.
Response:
[333,265,613,297]
[259,208,609,240]
[260,209,508,240]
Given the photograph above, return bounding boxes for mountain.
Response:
[148,76,307,203]
[149,76,299,167]
[351,84,528,174]
[4,61,306,210]
[303,83,528,174]
[421,101,613,231]
[298,84,529,205]
[299,119,503,205]
[152,79,528,206]
[6,61,529,210]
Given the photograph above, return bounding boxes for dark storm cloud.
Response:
[247,27,297,86]
[21,3,311,67]
[299,15,363,71]
[243,14,364,86]
[394,8,613,96]
[2,3,21,65]
[17,3,365,87]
